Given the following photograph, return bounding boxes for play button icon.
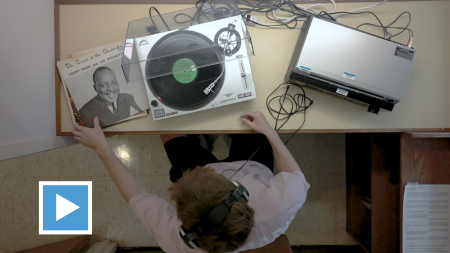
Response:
[39,181,92,234]
[56,194,80,221]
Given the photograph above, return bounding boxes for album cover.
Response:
[57,41,150,128]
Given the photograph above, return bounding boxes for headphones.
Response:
[179,180,250,249]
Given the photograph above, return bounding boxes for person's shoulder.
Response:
[118,93,134,100]
[79,96,99,112]
[79,98,98,128]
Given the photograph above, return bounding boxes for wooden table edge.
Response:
[57,128,443,136]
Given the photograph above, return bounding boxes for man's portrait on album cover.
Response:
[79,66,143,128]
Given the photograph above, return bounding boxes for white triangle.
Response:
[56,194,80,221]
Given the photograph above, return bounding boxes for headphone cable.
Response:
[223,83,312,179]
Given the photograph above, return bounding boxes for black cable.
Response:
[266,83,313,137]
[317,11,336,21]
[224,82,313,179]
[327,11,413,41]
[149,7,171,31]
[237,0,312,29]
[241,13,296,28]
[172,0,311,29]
[192,0,212,25]
[326,11,387,35]
[357,23,413,39]
[383,11,411,39]
[274,85,291,131]
[222,145,262,179]
[265,10,299,29]
[174,13,195,24]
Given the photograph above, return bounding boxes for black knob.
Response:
[151,100,158,107]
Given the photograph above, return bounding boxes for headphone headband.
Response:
[179,180,249,249]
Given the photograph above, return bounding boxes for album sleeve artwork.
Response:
[57,41,150,128]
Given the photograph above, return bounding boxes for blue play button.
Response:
[39,182,92,234]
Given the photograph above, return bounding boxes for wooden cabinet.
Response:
[346,133,450,253]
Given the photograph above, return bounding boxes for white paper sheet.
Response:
[403,184,450,253]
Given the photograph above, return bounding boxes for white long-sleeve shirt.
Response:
[129,160,310,253]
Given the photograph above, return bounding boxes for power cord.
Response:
[321,11,413,42]
[149,7,171,31]
[153,0,390,31]
[238,0,388,29]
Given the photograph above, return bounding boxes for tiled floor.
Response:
[0,134,355,252]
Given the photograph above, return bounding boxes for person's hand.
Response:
[72,117,108,154]
[240,111,275,136]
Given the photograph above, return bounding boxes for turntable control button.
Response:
[154,109,165,118]
[173,111,178,115]
[238,94,245,99]
[244,92,252,97]
[151,100,158,107]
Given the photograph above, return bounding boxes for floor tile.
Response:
[211,134,231,160]
[286,174,341,245]
[0,224,15,253]
[0,178,15,223]
[280,134,345,175]
[335,215,357,245]
[0,150,62,178]
[101,177,136,223]
[14,177,56,224]
[107,135,171,177]
[285,209,335,245]
[58,144,106,178]
[301,174,342,217]
[0,158,17,178]
[105,221,157,247]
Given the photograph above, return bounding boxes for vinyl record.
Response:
[145,30,225,111]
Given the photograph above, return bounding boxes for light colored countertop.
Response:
[58,1,450,134]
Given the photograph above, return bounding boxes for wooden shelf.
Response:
[346,134,400,253]
[346,133,450,253]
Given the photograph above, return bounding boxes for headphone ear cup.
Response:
[243,191,249,202]
[230,180,250,202]
[179,226,200,250]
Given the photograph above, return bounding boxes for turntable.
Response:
[121,1,257,121]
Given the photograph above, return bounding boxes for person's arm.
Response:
[72,116,147,203]
[129,94,143,112]
[240,111,302,174]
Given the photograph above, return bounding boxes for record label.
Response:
[172,58,198,84]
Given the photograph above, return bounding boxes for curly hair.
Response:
[168,166,255,253]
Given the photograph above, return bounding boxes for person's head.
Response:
[92,67,120,105]
[168,166,254,253]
